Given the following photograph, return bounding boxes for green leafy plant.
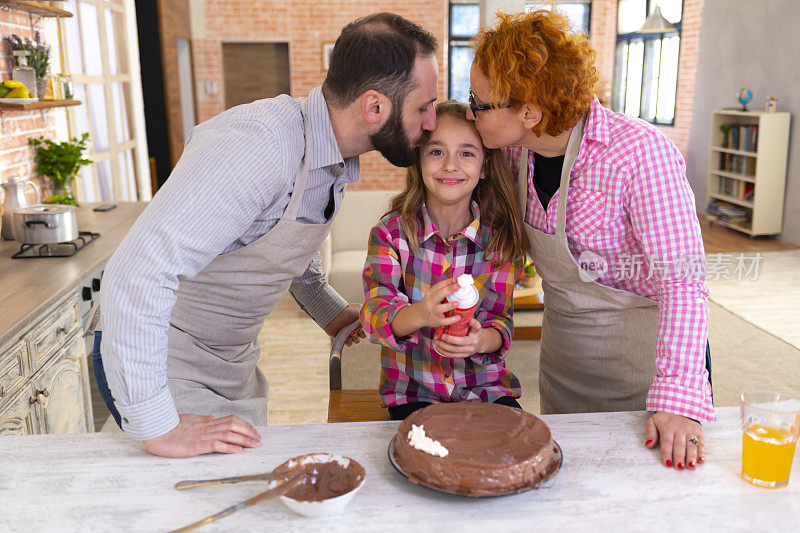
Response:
[3,32,50,77]
[28,133,91,206]
[719,123,732,148]
[44,193,80,207]
[2,34,25,64]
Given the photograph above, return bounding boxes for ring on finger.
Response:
[687,435,700,446]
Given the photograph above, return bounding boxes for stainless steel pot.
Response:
[13,204,79,244]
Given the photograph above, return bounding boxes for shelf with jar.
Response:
[1,32,79,130]
[0,1,72,18]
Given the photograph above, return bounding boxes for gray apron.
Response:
[517,116,657,414]
[165,99,333,425]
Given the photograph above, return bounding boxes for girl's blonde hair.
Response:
[386,100,529,266]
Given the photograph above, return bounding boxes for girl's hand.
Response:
[435,319,486,358]
[645,411,705,470]
[413,278,461,328]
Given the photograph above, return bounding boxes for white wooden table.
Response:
[2,406,798,532]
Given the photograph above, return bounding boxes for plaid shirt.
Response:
[361,202,521,407]
[505,97,714,422]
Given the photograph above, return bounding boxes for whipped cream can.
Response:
[435,274,479,341]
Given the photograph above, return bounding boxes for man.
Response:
[468,10,713,472]
[91,12,439,458]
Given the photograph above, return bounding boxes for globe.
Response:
[738,88,753,111]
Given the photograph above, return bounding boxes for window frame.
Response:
[57,0,151,202]
[613,0,683,126]
[524,1,592,36]
[447,0,480,102]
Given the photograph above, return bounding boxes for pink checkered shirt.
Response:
[506,97,715,422]
[360,203,521,408]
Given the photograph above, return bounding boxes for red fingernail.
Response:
[677,463,685,470]
[688,461,695,469]
[698,456,705,463]
[645,439,653,446]
[665,459,673,468]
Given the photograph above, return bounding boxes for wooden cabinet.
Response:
[0,339,28,402]
[27,295,81,372]
[0,385,36,436]
[29,333,90,434]
[0,293,92,435]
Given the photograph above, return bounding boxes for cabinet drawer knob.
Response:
[0,386,4,398]
[57,326,68,335]
[28,389,49,404]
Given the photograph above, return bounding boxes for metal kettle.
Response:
[2,177,41,240]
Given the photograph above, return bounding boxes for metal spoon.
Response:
[174,472,277,490]
[170,473,305,533]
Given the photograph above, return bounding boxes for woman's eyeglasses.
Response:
[469,91,511,114]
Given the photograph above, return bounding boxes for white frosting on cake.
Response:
[407,424,449,457]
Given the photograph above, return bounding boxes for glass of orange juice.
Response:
[740,391,800,488]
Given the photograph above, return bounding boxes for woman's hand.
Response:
[436,319,502,359]
[645,411,705,470]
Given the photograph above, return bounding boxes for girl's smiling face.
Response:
[420,114,486,212]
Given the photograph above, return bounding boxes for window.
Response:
[448,1,480,103]
[612,0,682,125]
[525,1,592,36]
[59,0,150,202]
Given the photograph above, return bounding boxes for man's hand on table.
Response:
[645,411,705,471]
[324,303,366,346]
[143,414,261,457]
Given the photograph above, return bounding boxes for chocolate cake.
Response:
[392,402,555,496]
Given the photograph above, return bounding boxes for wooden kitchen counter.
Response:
[1,407,797,531]
[0,202,147,347]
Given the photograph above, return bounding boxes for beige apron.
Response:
[518,116,657,414]
[166,99,334,425]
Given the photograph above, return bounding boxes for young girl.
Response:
[361,100,529,420]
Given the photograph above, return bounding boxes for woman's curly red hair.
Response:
[472,10,599,137]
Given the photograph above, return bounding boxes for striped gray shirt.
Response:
[98,87,358,440]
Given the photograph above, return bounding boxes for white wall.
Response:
[687,0,799,243]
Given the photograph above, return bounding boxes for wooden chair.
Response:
[328,320,389,423]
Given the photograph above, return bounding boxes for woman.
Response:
[468,10,713,471]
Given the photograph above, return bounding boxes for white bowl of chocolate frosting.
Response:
[273,453,366,517]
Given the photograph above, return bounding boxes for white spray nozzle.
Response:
[456,274,474,288]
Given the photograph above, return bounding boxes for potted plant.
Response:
[3,32,50,100]
[28,133,91,207]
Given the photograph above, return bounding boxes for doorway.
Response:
[222,42,290,109]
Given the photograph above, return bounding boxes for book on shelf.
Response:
[722,123,759,152]
[707,199,752,227]
[717,152,755,176]
[743,183,755,202]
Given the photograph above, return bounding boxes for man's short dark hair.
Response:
[323,12,437,109]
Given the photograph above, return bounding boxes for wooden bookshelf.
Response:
[706,110,791,236]
[0,99,80,111]
[0,0,72,17]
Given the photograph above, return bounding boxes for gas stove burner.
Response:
[12,232,100,259]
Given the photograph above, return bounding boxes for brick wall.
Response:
[189,0,700,190]
[158,0,193,167]
[589,0,617,106]
[0,11,58,192]
[190,0,448,191]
